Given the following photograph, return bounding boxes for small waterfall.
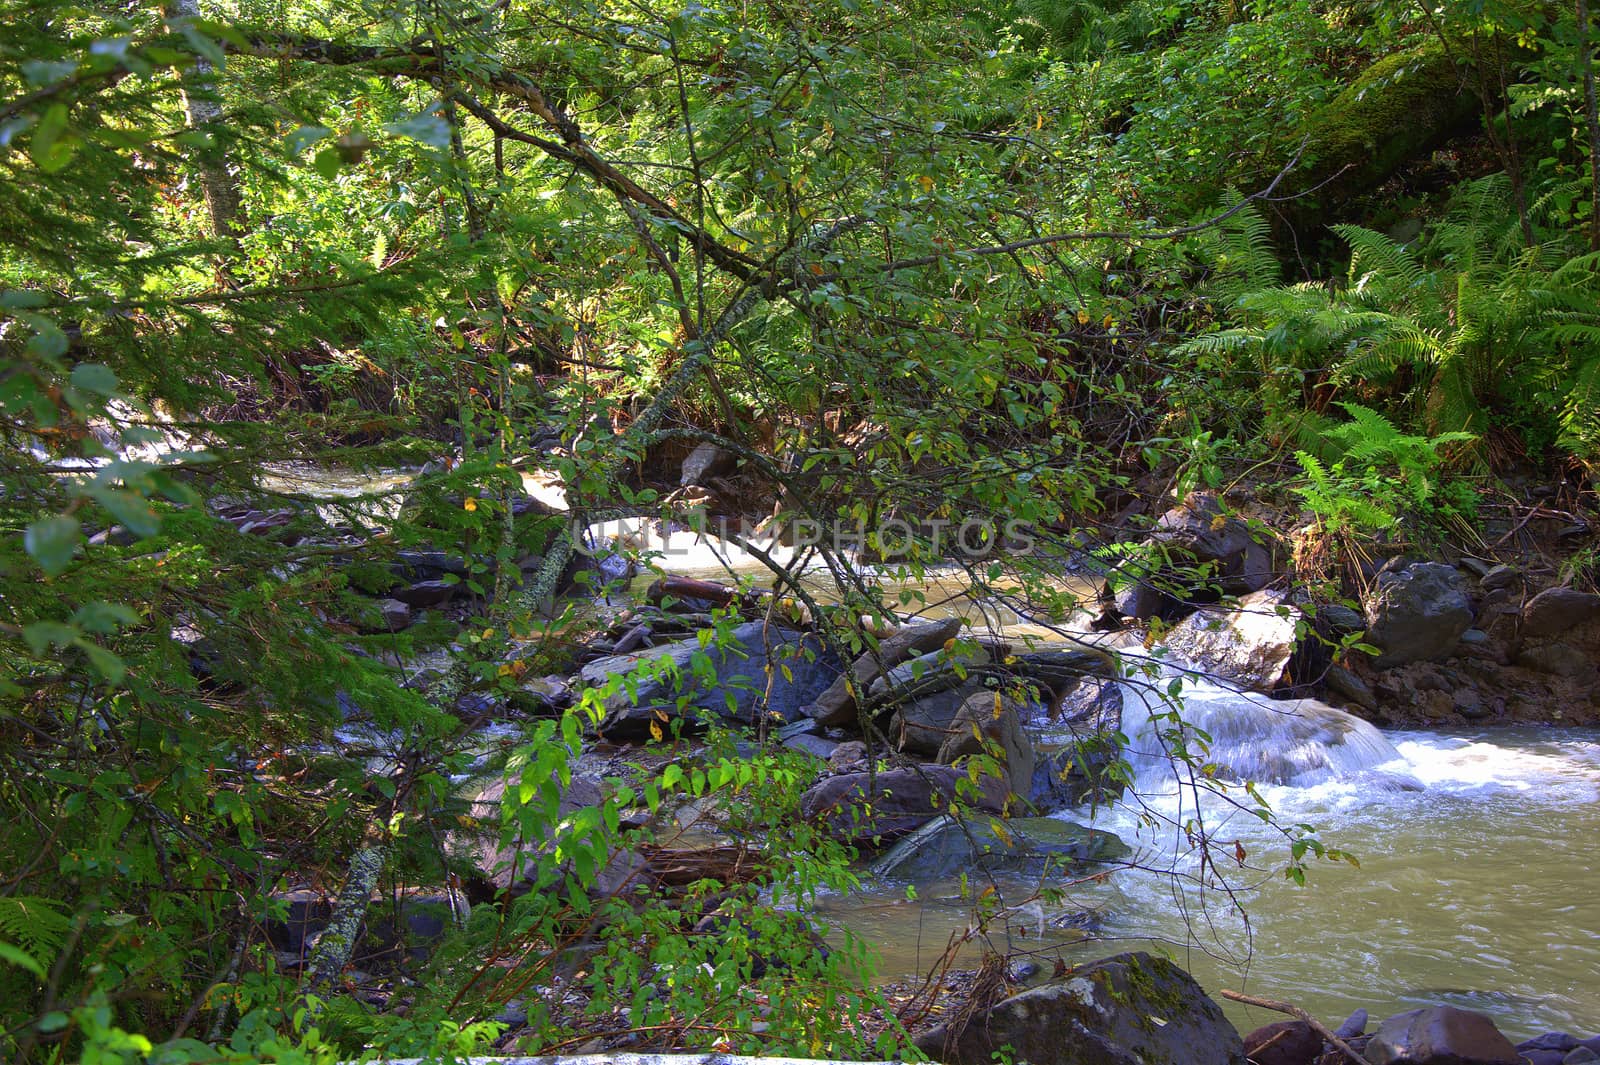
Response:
[1119,671,1405,790]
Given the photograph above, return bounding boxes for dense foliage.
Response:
[3,0,1598,1059]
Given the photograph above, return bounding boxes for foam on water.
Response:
[1119,672,1404,790]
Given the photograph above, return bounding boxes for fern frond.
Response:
[1333,224,1426,295]
[1559,354,1600,460]
[0,896,71,963]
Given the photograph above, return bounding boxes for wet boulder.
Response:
[1521,587,1600,638]
[1364,562,1474,668]
[868,814,1127,881]
[1159,588,1301,692]
[582,620,839,739]
[1029,740,1123,812]
[914,951,1246,1065]
[891,678,991,755]
[799,765,1008,844]
[1103,492,1278,624]
[1363,1006,1521,1065]
[936,692,1035,801]
[447,774,605,894]
[804,617,963,727]
[1011,644,1118,696]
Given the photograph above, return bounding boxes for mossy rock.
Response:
[914,951,1246,1065]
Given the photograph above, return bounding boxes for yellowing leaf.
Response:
[1035,112,1044,130]
[463,497,477,512]
[917,175,934,192]
[649,721,663,741]
[992,692,1003,719]
[1103,313,1115,328]
[1076,309,1090,325]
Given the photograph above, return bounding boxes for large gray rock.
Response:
[1364,562,1474,668]
[1029,740,1123,812]
[914,951,1246,1065]
[868,814,1128,881]
[1105,492,1278,623]
[799,765,1009,843]
[936,692,1035,801]
[868,645,990,700]
[891,678,990,755]
[1040,675,1124,735]
[804,618,963,727]
[1363,1006,1520,1065]
[1011,644,1118,695]
[582,620,839,739]
[1522,587,1600,638]
[1159,588,1300,692]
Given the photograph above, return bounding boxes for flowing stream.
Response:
[823,680,1600,1041]
[266,466,1600,1041]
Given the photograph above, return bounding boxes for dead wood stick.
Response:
[1220,989,1365,1065]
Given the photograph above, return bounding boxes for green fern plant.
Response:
[1178,175,1600,464]
[1293,449,1399,534]
[1295,403,1477,539]
[0,897,71,976]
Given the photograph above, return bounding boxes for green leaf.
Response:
[24,514,81,575]
[285,125,331,156]
[29,104,78,173]
[20,60,75,87]
[177,22,227,68]
[21,313,68,359]
[313,147,342,179]
[70,363,118,397]
[78,640,126,684]
[0,290,50,310]
[23,622,77,655]
[91,487,162,538]
[385,106,451,149]
[72,601,139,634]
[0,941,44,979]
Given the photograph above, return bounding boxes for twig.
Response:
[1219,989,1365,1065]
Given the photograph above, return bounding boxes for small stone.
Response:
[1479,565,1520,593]
[782,733,839,759]
[1244,1020,1320,1065]
[378,598,412,629]
[827,740,867,771]
[1319,603,1368,635]
[1566,1049,1600,1065]
[1516,1033,1578,1054]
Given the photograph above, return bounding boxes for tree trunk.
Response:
[169,0,242,240]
